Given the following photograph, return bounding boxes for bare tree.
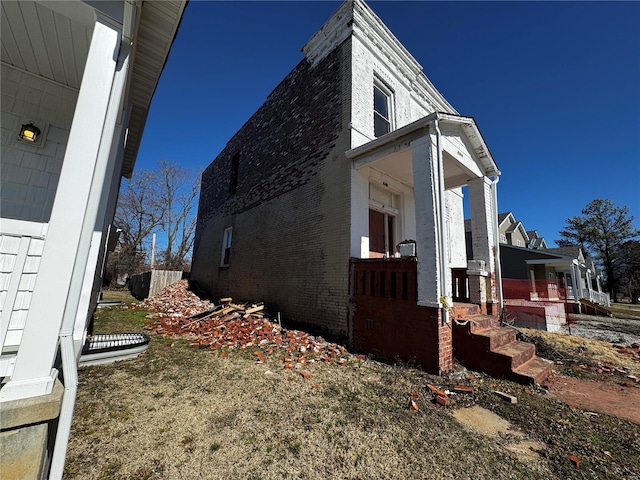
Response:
[106,161,200,284]
[156,160,201,270]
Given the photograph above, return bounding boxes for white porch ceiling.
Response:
[1,1,93,90]
[2,0,187,177]
[355,142,483,190]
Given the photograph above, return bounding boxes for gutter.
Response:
[491,173,503,312]
[433,118,450,324]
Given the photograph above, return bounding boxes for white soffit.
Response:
[1,0,94,90]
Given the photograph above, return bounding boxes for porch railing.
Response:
[502,278,568,301]
[349,258,417,301]
[503,278,610,306]
[589,290,611,307]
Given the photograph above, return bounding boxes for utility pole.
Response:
[151,233,156,270]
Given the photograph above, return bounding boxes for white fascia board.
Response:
[347,112,498,179]
[438,114,499,177]
[525,258,573,267]
[347,113,437,160]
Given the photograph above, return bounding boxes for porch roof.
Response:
[525,258,580,269]
[346,112,499,189]
[1,0,186,178]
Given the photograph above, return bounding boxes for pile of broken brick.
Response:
[130,280,355,368]
[612,342,640,363]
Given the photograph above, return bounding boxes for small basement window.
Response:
[374,83,392,137]
[221,227,232,266]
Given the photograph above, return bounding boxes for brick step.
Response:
[493,341,536,371]
[458,314,499,332]
[452,302,481,319]
[473,327,517,351]
[453,311,553,385]
[512,356,554,384]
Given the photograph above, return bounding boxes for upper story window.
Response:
[500,234,506,243]
[229,153,240,195]
[374,83,392,137]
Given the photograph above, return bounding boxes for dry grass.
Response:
[64,306,640,480]
[101,289,138,304]
[609,302,640,320]
[519,328,640,377]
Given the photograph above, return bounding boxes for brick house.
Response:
[191,0,504,375]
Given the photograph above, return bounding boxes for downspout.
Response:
[49,12,134,479]
[490,173,503,312]
[433,118,449,324]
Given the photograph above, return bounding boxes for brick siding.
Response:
[191,41,353,337]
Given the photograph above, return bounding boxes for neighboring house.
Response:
[459,212,610,329]
[466,212,548,250]
[0,1,186,478]
[501,244,610,317]
[466,214,609,321]
[191,0,502,375]
[526,230,548,249]
[498,212,529,248]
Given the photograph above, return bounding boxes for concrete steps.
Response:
[452,302,553,385]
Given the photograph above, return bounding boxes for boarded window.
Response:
[230,153,240,194]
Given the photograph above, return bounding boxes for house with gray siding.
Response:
[0,2,185,477]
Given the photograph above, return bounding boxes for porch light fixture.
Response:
[19,122,41,142]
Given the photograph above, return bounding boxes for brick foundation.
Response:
[349,258,452,374]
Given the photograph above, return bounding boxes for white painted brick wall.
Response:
[468,176,497,304]
[446,188,467,269]
[349,27,461,261]
[1,64,76,223]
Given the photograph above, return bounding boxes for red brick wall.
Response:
[349,259,452,374]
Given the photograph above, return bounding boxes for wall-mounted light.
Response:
[19,122,41,142]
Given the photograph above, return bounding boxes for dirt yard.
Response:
[63,292,640,479]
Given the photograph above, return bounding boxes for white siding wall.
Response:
[0,231,46,349]
[1,64,77,223]
[1,64,77,352]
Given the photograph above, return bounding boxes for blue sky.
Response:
[136,0,640,247]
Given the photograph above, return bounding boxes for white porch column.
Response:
[570,262,579,300]
[411,134,441,307]
[72,113,128,349]
[468,176,497,305]
[1,18,123,401]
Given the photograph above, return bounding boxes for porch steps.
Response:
[579,299,613,317]
[452,303,553,384]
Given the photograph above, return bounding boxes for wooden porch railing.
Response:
[349,258,417,301]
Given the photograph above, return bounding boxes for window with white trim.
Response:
[221,227,232,266]
[500,234,506,243]
[374,82,392,137]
